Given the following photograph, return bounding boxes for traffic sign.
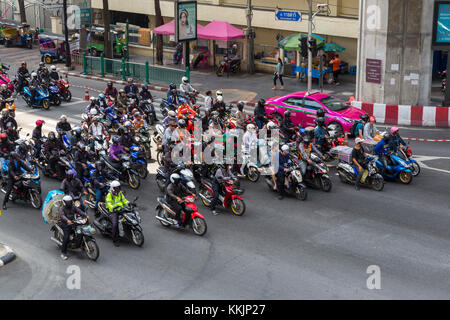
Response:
[275,10,302,22]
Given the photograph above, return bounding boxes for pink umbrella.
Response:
[199,20,245,41]
[153,20,206,36]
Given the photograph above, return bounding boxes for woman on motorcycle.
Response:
[389,127,407,153]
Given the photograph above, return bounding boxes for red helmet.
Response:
[369,116,376,122]
[0,132,7,139]
[36,120,45,126]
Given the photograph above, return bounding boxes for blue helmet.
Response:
[112,136,120,143]
[98,93,105,99]
[299,128,306,135]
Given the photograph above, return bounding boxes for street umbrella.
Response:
[278,33,325,51]
[323,42,346,52]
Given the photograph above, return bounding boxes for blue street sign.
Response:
[275,10,301,22]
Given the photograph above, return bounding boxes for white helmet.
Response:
[90,96,96,101]
[267,121,276,130]
[1,84,6,90]
[62,195,73,202]
[170,173,181,183]
[51,65,57,71]
[168,110,176,117]
[247,124,256,132]
[90,109,98,115]
[355,137,364,144]
[124,121,132,127]
[182,76,188,84]
[60,114,67,120]
[110,180,120,188]
[31,72,37,77]
[217,96,223,102]
[216,90,223,96]
[281,144,290,153]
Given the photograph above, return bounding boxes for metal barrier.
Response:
[71,53,82,66]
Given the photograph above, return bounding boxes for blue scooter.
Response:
[48,83,61,106]
[130,144,148,179]
[376,153,413,184]
[22,85,50,110]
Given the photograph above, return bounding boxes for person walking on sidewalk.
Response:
[272,58,285,90]
[330,54,342,85]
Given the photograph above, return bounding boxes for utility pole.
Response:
[63,0,71,68]
[246,0,254,74]
[307,0,313,93]
[102,0,112,59]
[18,0,26,23]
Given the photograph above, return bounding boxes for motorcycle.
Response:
[0,96,16,117]
[50,215,99,261]
[139,100,157,125]
[14,73,29,94]
[337,156,384,191]
[130,144,148,179]
[264,163,308,201]
[397,143,420,177]
[134,127,152,160]
[56,78,72,102]
[94,196,145,247]
[198,178,246,216]
[0,69,14,92]
[100,154,141,189]
[22,85,50,110]
[91,134,109,158]
[155,194,207,236]
[375,152,414,184]
[0,167,42,209]
[37,148,71,180]
[156,164,196,193]
[159,99,176,118]
[48,82,62,106]
[216,55,241,77]
[301,153,333,192]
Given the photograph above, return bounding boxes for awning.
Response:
[199,20,245,41]
[278,33,325,51]
[152,20,206,36]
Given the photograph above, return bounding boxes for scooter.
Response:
[94,196,144,247]
[155,195,207,236]
[301,153,333,192]
[198,178,246,216]
[397,143,420,177]
[337,156,384,191]
[135,127,152,160]
[130,144,148,179]
[51,215,99,261]
[376,153,413,184]
[48,82,61,106]
[100,154,141,189]
[264,163,308,201]
[22,85,50,110]
[0,167,42,209]
[0,96,16,117]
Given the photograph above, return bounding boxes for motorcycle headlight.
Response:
[132,146,140,151]
[74,200,81,207]
[123,162,130,168]
[135,136,140,142]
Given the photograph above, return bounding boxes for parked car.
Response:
[264,91,365,135]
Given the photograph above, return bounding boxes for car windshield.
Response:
[320,96,350,112]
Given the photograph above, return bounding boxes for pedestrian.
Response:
[330,54,342,85]
[204,90,213,114]
[272,58,284,90]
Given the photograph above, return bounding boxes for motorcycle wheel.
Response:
[156,150,163,166]
[246,167,260,182]
[231,198,246,216]
[337,169,348,184]
[128,172,140,189]
[320,176,332,192]
[54,228,63,246]
[29,190,42,209]
[136,163,148,179]
[295,185,307,201]
[84,239,100,261]
[53,96,62,106]
[371,175,384,191]
[199,187,212,207]
[63,91,72,102]
[42,100,50,110]
[191,217,207,236]
[399,171,413,184]
[131,229,145,247]
[156,175,166,192]
[410,162,420,177]
[156,207,171,227]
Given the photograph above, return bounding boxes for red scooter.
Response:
[198,178,246,216]
[56,78,72,102]
[155,195,207,236]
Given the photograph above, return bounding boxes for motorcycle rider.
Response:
[105,81,118,100]
[44,131,65,178]
[105,180,129,246]
[352,137,369,191]
[2,151,33,210]
[109,136,127,164]
[235,102,247,130]
[92,160,115,216]
[179,76,197,98]
[210,164,237,215]
[56,114,72,132]
[275,144,292,200]
[363,116,378,141]
[118,125,136,153]
[389,127,407,153]
[49,65,59,81]
[58,195,89,260]
[37,62,46,77]
[5,122,19,144]
[165,173,191,226]
[355,114,369,139]
[298,135,324,177]
[73,142,92,179]
[167,88,180,107]
[132,112,145,132]
[117,89,128,112]
[88,116,108,143]
[85,96,101,115]
[254,99,267,130]
[96,93,108,110]
[242,123,258,167]
[0,84,12,109]
[162,110,178,129]
[313,117,330,154]
[281,110,296,141]
[139,84,158,122]
[374,132,392,175]
[70,127,83,147]
[29,72,40,103]
[212,95,226,115]
[0,109,17,131]
[32,119,45,152]
[17,61,29,92]
[39,67,51,87]
[167,83,177,99]
[60,169,88,211]
[124,78,139,98]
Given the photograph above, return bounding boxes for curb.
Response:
[0,243,16,267]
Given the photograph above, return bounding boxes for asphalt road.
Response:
[1,50,450,299]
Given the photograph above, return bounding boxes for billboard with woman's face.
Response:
[175,1,197,42]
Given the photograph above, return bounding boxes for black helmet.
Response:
[303,135,312,144]
[237,102,244,110]
[117,126,125,135]
[107,81,113,87]
[178,119,187,128]
[18,143,27,153]
[384,133,392,142]
[258,98,266,107]
[316,109,326,117]
[73,127,82,136]
[285,110,291,117]
[171,88,177,95]
[169,83,176,90]
[315,117,325,126]
[95,160,104,170]
[142,84,148,91]
[361,114,369,122]
[48,131,56,140]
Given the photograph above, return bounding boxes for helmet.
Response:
[390,126,399,134]
[95,160,104,170]
[90,108,98,115]
[119,89,125,94]
[303,135,312,144]
[31,72,37,78]
[178,119,186,128]
[112,136,119,143]
[107,81,113,87]
[285,110,291,117]
[60,114,67,121]
[316,109,326,117]
[50,65,57,71]
[369,115,376,122]
[281,144,290,153]
[124,121,132,128]
[182,76,188,84]
[89,96,96,102]
[168,110,176,117]
[73,127,82,135]
[1,109,8,117]
[299,128,307,135]
[171,88,177,95]
[1,84,6,90]
[10,151,19,160]
[6,121,13,128]
[142,84,148,91]
[383,133,392,142]
[39,62,45,67]
[66,169,77,178]
[247,124,256,132]
[170,173,181,184]
[217,95,223,102]
[267,121,277,130]
[127,77,133,83]
[315,117,325,126]
[48,131,56,140]
[355,137,364,144]
[117,126,125,135]
[93,116,100,121]
[258,98,266,106]
[21,61,26,66]
[169,83,176,90]
[216,90,223,96]
[134,112,141,117]
[36,120,45,126]
[18,143,27,153]
[62,195,73,207]
[110,180,121,195]
[361,114,369,122]
[98,93,105,99]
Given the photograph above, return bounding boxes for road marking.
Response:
[413,155,450,174]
